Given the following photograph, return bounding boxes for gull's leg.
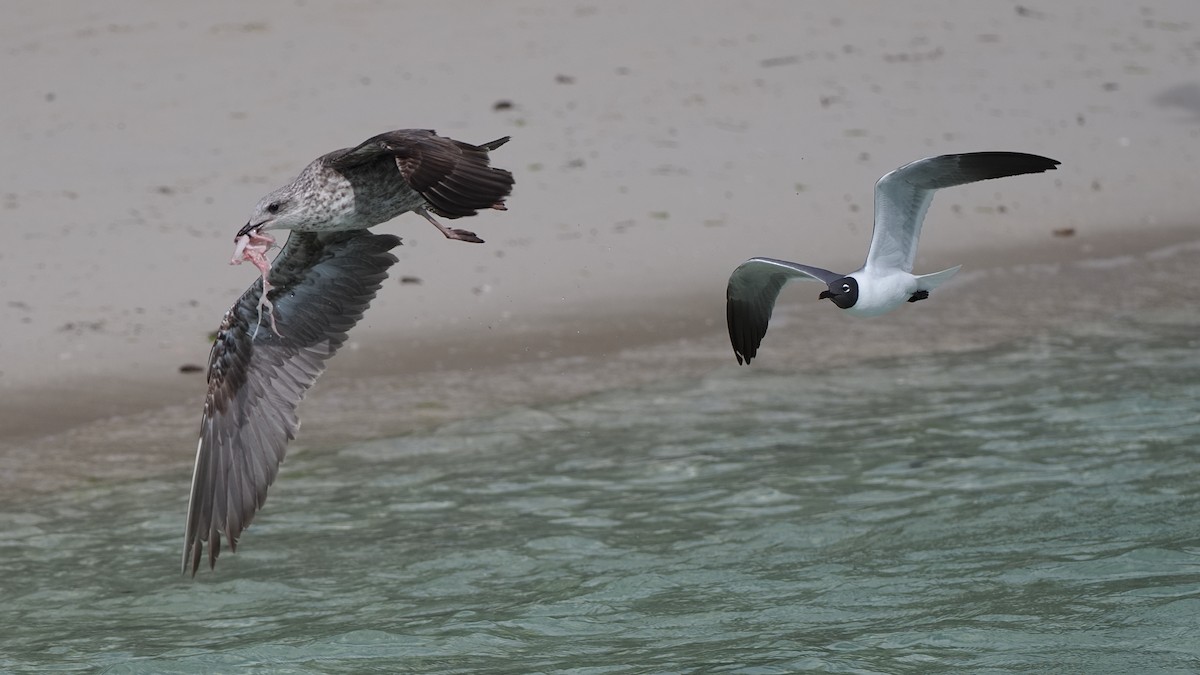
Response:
[907,290,930,303]
[231,230,283,338]
[415,206,485,244]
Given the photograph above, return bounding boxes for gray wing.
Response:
[726,257,840,365]
[866,152,1060,273]
[330,129,515,219]
[183,230,402,575]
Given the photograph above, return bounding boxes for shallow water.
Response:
[2,313,1199,673]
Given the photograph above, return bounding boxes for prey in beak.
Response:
[230,226,280,338]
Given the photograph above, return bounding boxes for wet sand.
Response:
[1,1,1198,496]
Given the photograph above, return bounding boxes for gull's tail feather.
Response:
[915,265,961,291]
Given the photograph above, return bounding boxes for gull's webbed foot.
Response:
[416,207,485,244]
[444,228,485,243]
[908,290,930,303]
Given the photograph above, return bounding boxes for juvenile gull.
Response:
[184,129,514,575]
[726,152,1059,364]
[232,129,514,335]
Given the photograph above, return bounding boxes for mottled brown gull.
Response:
[184,129,514,575]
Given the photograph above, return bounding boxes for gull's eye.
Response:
[842,283,851,292]
[266,202,281,214]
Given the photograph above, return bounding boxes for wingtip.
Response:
[481,136,511,151]
[964,151,1062,176]
[183,540,200,577]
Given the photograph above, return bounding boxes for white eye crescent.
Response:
[842,283,850,292]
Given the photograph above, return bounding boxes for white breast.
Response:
[843,270,918,318]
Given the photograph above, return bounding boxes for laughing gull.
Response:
[726,152,1060,364]
[184,130,514,574]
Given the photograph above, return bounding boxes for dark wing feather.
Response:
[331,129,514,220]
[726,258,840,365]
[183,230,402,575]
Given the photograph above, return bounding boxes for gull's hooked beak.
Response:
[818,290,833,300]
[236,221,259,239]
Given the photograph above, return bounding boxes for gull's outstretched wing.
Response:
[183,230,401,575]
[866,152,1060,273]
[330,129,515,219]
[726,257,841,365]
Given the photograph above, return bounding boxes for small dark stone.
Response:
[179,364,204,373]
[760,55,800,68]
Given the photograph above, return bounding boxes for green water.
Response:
[2,317,1198,673]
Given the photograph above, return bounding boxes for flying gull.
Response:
[184,129,514,574]
[726,152,1059,364]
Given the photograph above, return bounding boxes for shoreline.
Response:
[2,224,1196,502]
[4,221,1196,442]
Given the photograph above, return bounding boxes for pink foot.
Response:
[231,230,282,338]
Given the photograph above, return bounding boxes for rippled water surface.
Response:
[3,315,1199,673]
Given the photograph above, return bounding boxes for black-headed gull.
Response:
[726,152,1060,364]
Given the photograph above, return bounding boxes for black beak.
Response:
[236,221,258,239]
[818,290,833,300]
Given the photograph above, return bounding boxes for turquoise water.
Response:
[2,316,1198,673]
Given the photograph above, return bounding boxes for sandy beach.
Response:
[1,1,1198,496]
